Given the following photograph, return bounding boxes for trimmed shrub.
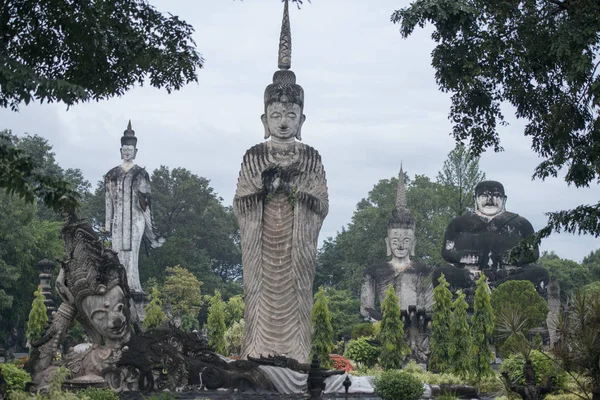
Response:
[344,337,380,368]
[500,350,567,388]
[0,363,31,394]
[374,370,424,400]
[77,387,119,400]
[351,323,375,339]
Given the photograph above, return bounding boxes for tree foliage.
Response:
[392,0,600,239]
[437,144,485,216]
[311,287,335,368]
[0,0,203,111]
[224,295,245,328]
[491,280,549,338]
[554,290,600,397]
[344,337,380,368]
[378,284,408,370]
[143,286,166,331]
[429,273,453,372]
[224,319,244,357]
[163,266,202,331]
[449,290,472,377]
[207,290,227,355]
[471,274,495,382]
[26,286,48,345]
[538,251,593,296]
[0,190,62,348]
[323,287,361,340]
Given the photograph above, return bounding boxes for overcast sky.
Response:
[1,0,598,262]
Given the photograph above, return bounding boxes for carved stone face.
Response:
[386,228,416,261]
[261,102,305,141]
[475,189,506,217]
[81,286,130,346]
[120,144,137,162]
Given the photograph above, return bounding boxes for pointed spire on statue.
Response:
[396,163,407,210]
[278,0,292,70]
[264,0,304,106]
[121,120,137,146]
[388,163,415,230]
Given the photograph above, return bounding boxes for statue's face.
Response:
[262,102,305,141]
[82,286,129,343]
[120,145,137,162]
[475,189,506,217]
[387,228,415,260]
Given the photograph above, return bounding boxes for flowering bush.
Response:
[330,354,353,372]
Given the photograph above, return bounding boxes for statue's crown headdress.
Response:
[121,120,137,146]
[264,0,304,109]
[388,164,415,230]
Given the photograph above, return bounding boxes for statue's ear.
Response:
[295,114,306,141]
[120,148,124,160]
[385,237,391,257]
[411,237,416,257]
[261,114,270,139]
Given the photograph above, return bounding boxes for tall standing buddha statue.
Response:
[105,122,165,320]
[233,0,329,364]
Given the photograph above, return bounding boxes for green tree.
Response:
[392,0,600,240]
[449,290,472,377]
[582,249,600,282]
[429,273,453,372]
[224,319,245,357]
[143,286,166,331]
[554,291,600,400]
[0,191,63,347]
[224,295,245,328]
[323,287,361,340]
[379,284,408,370]
[311,287,335,368]
[207,290,227,355]
[163,266,202,331]
[538,251,592,296]
[26,287,48,345]
[471,274,495,383]
[1,0,202,111]
[491,280,549,353]
[436,144,485,216]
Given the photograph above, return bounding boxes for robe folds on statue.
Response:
[233,141,328,363]
[105,165,160,293]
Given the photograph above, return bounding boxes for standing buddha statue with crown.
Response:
[360,166,433,363]
[233,0,329,364]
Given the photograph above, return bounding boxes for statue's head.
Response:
[261,0,306,142]
[81,286,130,347]
[120,121,138,161]
[386,226,416,262]
[474,180,506,218]
[58,211,132,348]
[386,165,416,264]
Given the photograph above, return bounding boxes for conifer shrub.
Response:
[207,290,227,354]
[0,363,31,395]
[26,287,48,344]
[76,387,119,400]
[379,285,408,370]
[374,370,424,400]
[311,287,335,368]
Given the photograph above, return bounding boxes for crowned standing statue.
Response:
[105,122,165,322]
[233,0,329,364]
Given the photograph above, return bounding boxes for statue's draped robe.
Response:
[105,165,159,292]
[234,142,328,363]
[360,262,433,319]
